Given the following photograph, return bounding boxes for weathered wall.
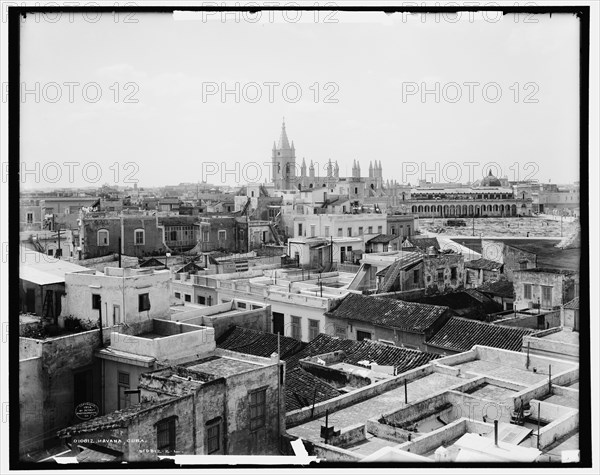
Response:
[19,356,44,454]
[62,270,171,325]
[481,240,537,280]
[513,270,575,310]
[422,253,465,295]
[103,359,153,414]
[20,329,110,450]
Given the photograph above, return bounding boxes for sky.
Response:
[18,9,581,190]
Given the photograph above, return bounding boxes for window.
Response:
[92,294,101,310]
[184,294,191,302]
[134,229,145,245]
[450,267,457,280]
[357,330,372,341]
[308,319,320,340]
[368,226,373,234]
[139,293,151,312]
[519,260,528,270]
[26,212,34,224]
[377,226,383,233]
[291,316,302,340]
[413,269,420,284]
[407,226,411,235]
[354,187,358,194]
[156,417,177,454]
[334,325,346,339]
[218,230,226,241]
[358,227,363,235]
[347,227,352,237]
[324,226,330,237]
[203,231,210,242]
[310,225,316,237]
[97,229,109,246]
[523,283,532,300]
[437,270,445,283]
[47,249,54,256]
[237,302,247,309]
[117,371,130,410]
[175,292,181,299]
[249,389,267,431]
[206,419,221,454]
[337,228,343,237]
[298,224,303,237]
[197,295,206,305]
[541,286,553,307]
[391,226,396,235]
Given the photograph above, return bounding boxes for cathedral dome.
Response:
[481,170,502,187]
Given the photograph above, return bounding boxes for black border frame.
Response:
[7,4,591,470]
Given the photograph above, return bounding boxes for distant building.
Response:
[481,239,537,281]
[513,268,579,312]
[561,297,580,330]
[407,171,532,218]
[61,267,172,326]
[19,247,94,320]
[325,293,453,351]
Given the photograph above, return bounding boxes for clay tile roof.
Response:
[477,280,515,298]
[285,367,343,411]
[367,234,398,244]
[216,326,303,359]
[325,294,450,334]
[344,340,440,372]
[57,396,184,438]
[285,334,359,370]
[465,258,503,271]
[563,297,579,310]
[426,317,534,353]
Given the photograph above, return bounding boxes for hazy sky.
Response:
[19,10,581,189]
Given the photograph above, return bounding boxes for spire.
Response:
[277,119,291,149]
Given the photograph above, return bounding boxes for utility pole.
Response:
[57,226,61,259]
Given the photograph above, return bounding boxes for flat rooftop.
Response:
[537,329,579,346]
[287,372,465,440]
[449,359,547,386]
[183,354,264,378]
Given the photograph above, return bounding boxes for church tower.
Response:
[271,119,296,190]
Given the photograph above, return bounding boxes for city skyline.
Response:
[19,11,580,189]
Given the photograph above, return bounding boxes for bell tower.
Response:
[271,119,296,190]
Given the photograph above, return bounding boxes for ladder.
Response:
[42,289,54,322]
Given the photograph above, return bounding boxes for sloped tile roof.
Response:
[344,339,440,372]
[465,258,503,271]
[57,396,183,437]
[216,326,304,359]
[426,317,534,353]
[368,234,398,244]
[285,367,343,412]
[285,333,359,370]
[325,294,449,334]
[563,297,579,310]
[477,280,515,298]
